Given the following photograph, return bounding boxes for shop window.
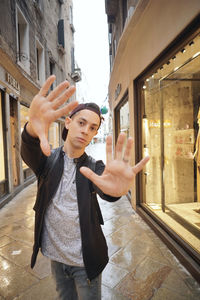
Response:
[49,122,60,150]
[36,39,45,85]
[138,31,200,255]
[115,94,130,139]
[122,0,127,28]
[16,6,30,73]
[115,93,131,199]
[0,93,5,182]
[49,59,56,90]
[20,104,29,171]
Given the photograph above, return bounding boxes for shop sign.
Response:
[149,120,171,128]
[5,72,20,92]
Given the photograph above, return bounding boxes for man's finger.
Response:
[48,81,70,102]
[51,86,76,110]
[38,75,56,97]
[106,135,113,164]
[80,166,100,184]
[53,100,78,119]
[123,137,133,163]
[115,133,126,160]
[132,156,150,174]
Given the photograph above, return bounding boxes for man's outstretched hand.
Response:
[80,133,150,197]
[27,75,78,156]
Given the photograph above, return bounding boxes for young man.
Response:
[21,75,149,300]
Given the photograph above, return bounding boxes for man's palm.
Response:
[28,75,77,156]
[80,134,149,197]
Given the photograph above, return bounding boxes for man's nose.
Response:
[81,125,90,135]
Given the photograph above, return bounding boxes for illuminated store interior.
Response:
[140,32,200,255]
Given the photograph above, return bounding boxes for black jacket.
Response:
[21,124,120,280]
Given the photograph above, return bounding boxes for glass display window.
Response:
[115,94,131,199]
[0,92,5,181]
[138,31,200,255]
[115,93,130,139]
[20,104,29,170]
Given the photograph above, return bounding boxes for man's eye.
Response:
[79,121,84,125]
[91,127,96,132]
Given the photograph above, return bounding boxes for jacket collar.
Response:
[61,147,88,165]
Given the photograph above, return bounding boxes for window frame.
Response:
[16,5,30,74]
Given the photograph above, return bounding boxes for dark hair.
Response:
[62,102,104,141]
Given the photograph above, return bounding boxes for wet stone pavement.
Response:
[0,143,200,299]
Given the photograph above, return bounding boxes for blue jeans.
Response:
[51,260,102,300]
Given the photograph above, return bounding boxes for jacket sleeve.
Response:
[20,123,47,177]
[93,159,121,202]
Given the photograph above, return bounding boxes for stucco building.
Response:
[105,0,200,282]
[0,0,80,208]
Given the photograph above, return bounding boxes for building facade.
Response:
[0,0,79,208]
[105,0,200,282]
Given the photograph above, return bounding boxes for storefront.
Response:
[106,0,200,282]
[0,70,65,207]
[0,67,35,207]
[135,17,200,281]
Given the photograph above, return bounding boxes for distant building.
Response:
[0,0,80,207]
[105,0,200,283]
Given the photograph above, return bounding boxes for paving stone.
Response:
[0,214,30,228]
[14,276,57,300]
[15,216,35,230]
[0,256,38,299]
[183,275,200,296]
[7,226,34,246]
[0,241,32,267]
[110,238,150,272]
[102,262,129,289]
[102,284,130,300]
[108,222,144,248]
[116,262,172,300]
[152,287,197,300]
[161,270,197,298]
[0,236,13,248]
[102,214,134,236]
[0,224,22,237]
[26,254,51,280]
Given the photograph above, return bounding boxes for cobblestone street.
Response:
[0,143,200,299]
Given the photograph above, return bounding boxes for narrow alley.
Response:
[0,143,200,300]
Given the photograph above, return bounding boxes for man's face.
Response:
[65,109,100,149]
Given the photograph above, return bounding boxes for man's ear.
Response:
[65,117,71,129]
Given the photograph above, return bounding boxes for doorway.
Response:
[10,97,19,187]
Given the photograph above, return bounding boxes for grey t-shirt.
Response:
[41,154,84,267]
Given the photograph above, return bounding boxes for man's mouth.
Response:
[76,137,87,143]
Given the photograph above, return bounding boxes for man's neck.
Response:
[63,141,85,158]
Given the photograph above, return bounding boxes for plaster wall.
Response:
[108,0,200,208]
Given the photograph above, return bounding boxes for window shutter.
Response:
[58,19,65,48]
